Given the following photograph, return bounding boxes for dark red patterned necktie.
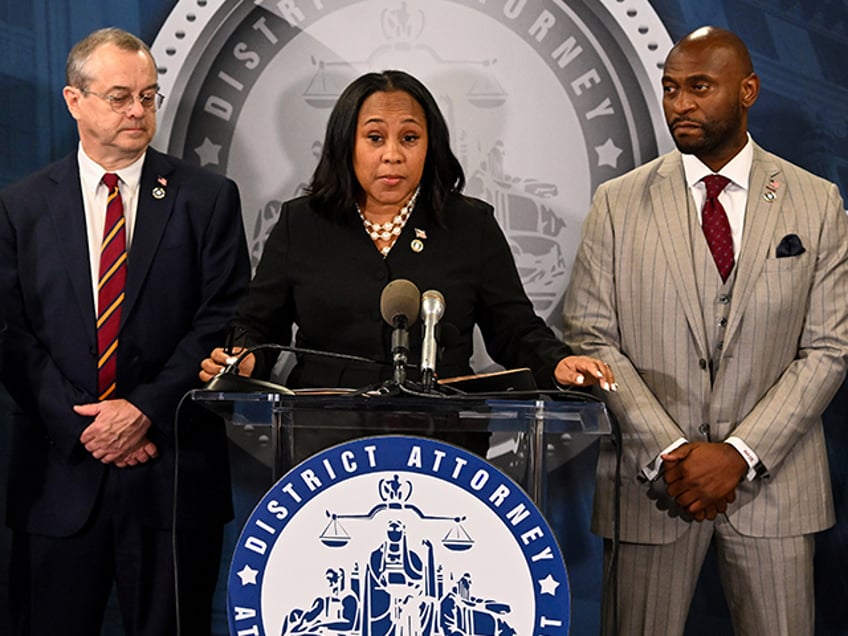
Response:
[701,175,734,282]
[97,173,127,400]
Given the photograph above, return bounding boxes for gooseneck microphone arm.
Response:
[223,343,379,373]
[204,343,385,393]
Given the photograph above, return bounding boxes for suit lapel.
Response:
[650,153,710,356]
[46,155,98,348]
[723,145,781,348]
[123,149,176,324]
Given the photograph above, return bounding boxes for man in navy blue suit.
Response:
[0,28,250,635]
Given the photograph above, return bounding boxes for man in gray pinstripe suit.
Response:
[564,26,848,635]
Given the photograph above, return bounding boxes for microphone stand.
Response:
[349,315,447,399]
[390,315,410,387]
[365,315,443,398]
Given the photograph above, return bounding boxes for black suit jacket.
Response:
[232,193,570,389]
[0,148,250,535]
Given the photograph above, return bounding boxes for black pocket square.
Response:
[776,233,805,258]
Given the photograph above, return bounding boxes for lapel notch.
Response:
[122,150,176,323]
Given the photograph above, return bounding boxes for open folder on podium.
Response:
[437,367,538,393]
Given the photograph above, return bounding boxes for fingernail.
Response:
[603,381,610,391]
[576,374,584,384]
[595,370,604,377]
[611,383,619,392]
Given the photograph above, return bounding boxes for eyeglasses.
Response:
[79,88,164,113]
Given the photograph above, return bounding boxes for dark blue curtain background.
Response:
[1,1,846,634]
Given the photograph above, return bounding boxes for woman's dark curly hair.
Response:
[306,70,465,223]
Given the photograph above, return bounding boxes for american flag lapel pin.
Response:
[152,176,168,200]
[763,179,779,202]
[411,228,426,253]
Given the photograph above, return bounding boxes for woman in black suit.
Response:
[199,70,614,458]
[201,69,613,390]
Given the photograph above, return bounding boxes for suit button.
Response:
[718,295,730,304]
[699,359,707,370]
[718,317,728,328]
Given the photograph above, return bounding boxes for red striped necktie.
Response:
[701,174,734,282]
[97,173,127,401]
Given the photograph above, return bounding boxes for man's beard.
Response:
[670,108,743,157]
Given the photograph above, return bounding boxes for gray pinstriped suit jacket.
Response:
[564,142,848,544]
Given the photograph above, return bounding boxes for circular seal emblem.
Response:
[151,0,673,325]
[227,435,570,635]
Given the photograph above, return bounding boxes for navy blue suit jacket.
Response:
[0,148,250,536]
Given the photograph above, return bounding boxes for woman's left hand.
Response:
[554,355,616,391]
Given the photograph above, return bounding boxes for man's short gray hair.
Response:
[65,27,154,88]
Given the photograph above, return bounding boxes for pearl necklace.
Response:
[356,187,420,257]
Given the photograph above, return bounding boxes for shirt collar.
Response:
[77,142,146,193]
[681,133,753,191]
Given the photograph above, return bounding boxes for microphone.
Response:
[419,289,445,390]
[380,279,420,386]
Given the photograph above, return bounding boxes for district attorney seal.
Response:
[152,0,672,324]
[227,435,570,635]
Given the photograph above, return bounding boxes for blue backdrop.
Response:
[1,1,846,634]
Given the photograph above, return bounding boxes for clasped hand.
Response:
[75,399,157,467]
[660,441,747,521]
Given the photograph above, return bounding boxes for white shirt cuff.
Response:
[724,436,764,481]
[640,437,687,482]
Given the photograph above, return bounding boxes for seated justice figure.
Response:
[439,572,516,636]
[280,567,358,635]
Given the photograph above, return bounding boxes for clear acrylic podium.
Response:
[191,389,612,512]
[193,388,613,634]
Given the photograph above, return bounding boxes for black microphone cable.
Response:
[602,410,623,636]
[171,388,193,636]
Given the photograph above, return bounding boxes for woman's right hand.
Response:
[199,346,256,382]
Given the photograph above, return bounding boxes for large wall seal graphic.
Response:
[227,435,571,635]
[152,0,673,327]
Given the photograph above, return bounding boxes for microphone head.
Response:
[380,279,421,327]
[420,289,446,321]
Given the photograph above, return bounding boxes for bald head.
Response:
[668,26,754,78]
[661,26,759,171]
